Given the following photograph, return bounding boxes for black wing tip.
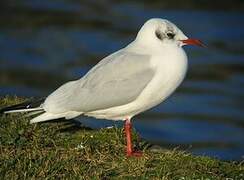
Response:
[0,108,6,114]
[0,97,45,114]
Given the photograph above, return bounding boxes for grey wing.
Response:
[44,50,154,113]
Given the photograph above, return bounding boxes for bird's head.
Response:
[135,18,204,48]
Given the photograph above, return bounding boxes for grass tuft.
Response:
[0,97,243,179]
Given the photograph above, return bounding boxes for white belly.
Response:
[85,47,188,120]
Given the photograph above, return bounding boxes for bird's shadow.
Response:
[40,118,165,152]
[40,118,93,133]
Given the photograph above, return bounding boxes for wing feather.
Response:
[44,50,154,113]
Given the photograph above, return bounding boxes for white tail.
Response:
[1,98,81,124]
[30,112,64,124]
[29,111,82,123]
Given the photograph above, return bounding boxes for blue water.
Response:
[0,1,244,160]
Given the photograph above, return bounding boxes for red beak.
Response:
[181,39,205,47]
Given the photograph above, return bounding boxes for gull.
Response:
[0,18,203,157]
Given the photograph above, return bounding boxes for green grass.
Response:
[0,97,243,179]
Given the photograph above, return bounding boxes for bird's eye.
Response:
[166,32,175,39]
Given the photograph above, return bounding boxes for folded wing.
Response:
[44,50,155,113]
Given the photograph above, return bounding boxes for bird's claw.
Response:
[126,151,143,157]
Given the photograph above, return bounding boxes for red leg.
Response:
[124,118,142,157]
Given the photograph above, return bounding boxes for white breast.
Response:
[139,46,188,110]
